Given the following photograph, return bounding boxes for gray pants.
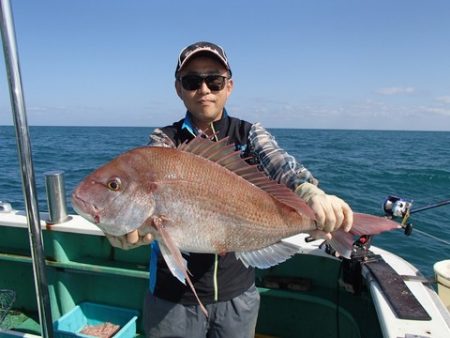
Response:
[143,284,260,338]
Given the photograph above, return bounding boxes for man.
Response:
[109,41,353,338]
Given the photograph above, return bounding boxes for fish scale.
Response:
[153,160,305,251]
[130,145,297,241]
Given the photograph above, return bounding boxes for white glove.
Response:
[295,182,353,233]
[105,229,153,250]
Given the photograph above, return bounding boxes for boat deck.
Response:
[1,210,450,337]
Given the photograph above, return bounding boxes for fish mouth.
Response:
[71,192,102,225]
[71,192,129,237]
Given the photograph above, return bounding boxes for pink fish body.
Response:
[72,136,399,315]
[72,137,319,250]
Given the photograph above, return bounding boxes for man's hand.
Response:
[105,229,153,250]
[295,182,353,233]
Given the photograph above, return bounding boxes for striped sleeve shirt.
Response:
[248,122,317,190]
[148,121,317,191]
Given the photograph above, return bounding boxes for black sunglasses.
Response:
[179,74,229,91]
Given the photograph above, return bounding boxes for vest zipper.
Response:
[210,122,220,302]
[213,254,219,301]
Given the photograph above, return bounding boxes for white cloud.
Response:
[228,95,450,130]
[421,106,450,116]
[376,87,416,95]
[436,96,450,104]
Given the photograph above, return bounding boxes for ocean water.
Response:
[1,126,449,277]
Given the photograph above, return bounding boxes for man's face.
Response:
[175,56,233,130]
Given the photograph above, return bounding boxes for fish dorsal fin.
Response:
[178,136,315,219]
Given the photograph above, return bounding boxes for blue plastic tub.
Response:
[54,302,138,338]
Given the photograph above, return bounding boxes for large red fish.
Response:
[72,136,399,315]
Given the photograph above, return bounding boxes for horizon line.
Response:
[1,124,449,133]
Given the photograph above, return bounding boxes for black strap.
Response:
[364,260,431,321]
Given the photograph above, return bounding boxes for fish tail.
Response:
[351,212,400,236]
[328,212,400,258]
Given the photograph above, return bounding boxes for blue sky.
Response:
[1,0,450,130]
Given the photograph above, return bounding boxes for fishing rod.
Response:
[383,195,450,243]
[409,199,450,214]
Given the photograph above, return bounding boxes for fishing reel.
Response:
[383,195,413,235]
[383,195,413,218]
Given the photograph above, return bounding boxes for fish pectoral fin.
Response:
[236,241,300,269]
[158,242,188,284]
[151,215,208,317]
[148,214,171,227]
[151,215,190,282]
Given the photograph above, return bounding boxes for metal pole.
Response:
[0,1,53,337]
[45,171,69,224]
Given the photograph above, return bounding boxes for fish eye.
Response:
[107,178,121,191]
